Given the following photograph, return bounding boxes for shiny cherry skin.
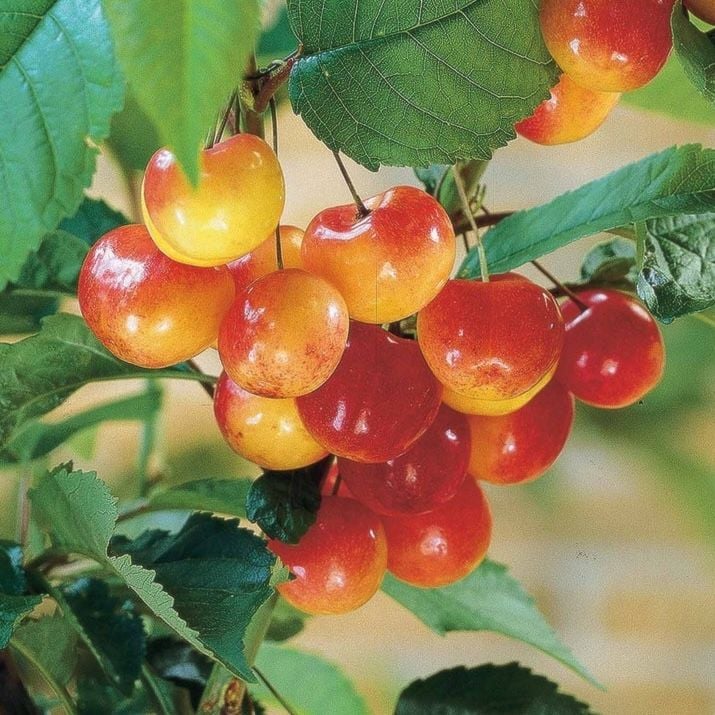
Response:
[218,269,349,398]
[302,185,456,323]
[516,74,621,145]
[227,225,304,292]
[556,290,665,408]
[540,0,675,92]
[213,372,328,470]
[382,478,492,588]
[78,224,234,368]
[338,404,470,516]
[685,0,715,24]
[297,322,443,463]
[417,275,564,410]
[142,134,285,266]
[467,379,574,485]
[269,496,388,615]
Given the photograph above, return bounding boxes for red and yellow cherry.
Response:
[213,372,327,470]
[516,74,620,145]
[218,269,349,398]
[142,134,285,267]
[539,0,675,92]
[268,496,388,615]
[78,224,234,368]
[338,404,470,516]
[467,379,574,485]
[297,322,443,463]
[417,275,564,410]
[227,225,304,292]
[301,186,456,323]
[685,0,715,24]
[382,478,492,588]
[556,290,665,408]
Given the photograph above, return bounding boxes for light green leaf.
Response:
[460,144,715,277]
[103,0,262,182]
[382,560,598,687]
[265,597,310,642]
[0,0,124,287]
[251,643,370,715]
[286,0,558,170]
[580,238,637,284]
[673,2,715,105]
[146,478,253,517]
[58,197,128,246]
[106,91,162,174]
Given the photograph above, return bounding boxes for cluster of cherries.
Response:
[516,0,711,145]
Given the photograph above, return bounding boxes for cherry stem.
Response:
[187,359,215,399]
[331,472,343,496]
[531,260,589,311]
[451,165,489,282]
[269,98,285,271]
[212,90,238,146]
[332,151,370,218]
[253,666,299,715]
[251,49,302,113]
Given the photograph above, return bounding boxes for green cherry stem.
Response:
[253,666,299,715]
[332,151,370,219]
[451,165,489,282]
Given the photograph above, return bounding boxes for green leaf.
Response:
[636,213,715,322]
[0,0,124,287]
[580,238,637,284]
[106,91,162,174]
[0,292,57,336]
[460,144,715,277]
[0,313,214,455]
[395,663,595,714]
[246,462,325,543]
[251,643,370,715]
[259,2,299,62]
[147,478,253,517]
[265,597,310,642]
[382,560,598,687]
[415,160,489,220]
[61,578,146,694]
[146,636,212,693]
[286,0,558,170]
[103,0,262,182]
[673,2,715,105]
[58,197,128,246]
[0,541,42,649]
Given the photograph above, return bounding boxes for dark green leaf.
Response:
[580,238,637,284]
[287,0,558,170]
[61,578,145,694]
[58,197,128,246]
[146,637,212,694]
[395,663,595,714]
[246,461,326,543]
[106,92,162,174]
[0,542,41,649]
[265,597,310,642]
[12,615,77,687]
[637,213,715,322]
[0,292,57,336]
[103,0,262,182]
[673,2,715,105]
[147,477,253,517]
[76,674,186,715]
[415,161,489,220]
[460,145,715,277]
[382,560,598,687]
[250,643,370,715]
[0,0,124,287]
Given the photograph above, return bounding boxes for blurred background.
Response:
[2,10,715,713]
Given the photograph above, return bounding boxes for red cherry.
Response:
[269,496,388,615]
[467,379,575,485]
[296,322,443,463]
[382,478,492,588]
[338,404,470,515]
[556,290,665,408]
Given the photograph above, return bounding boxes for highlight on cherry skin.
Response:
[213,371,328,471]
[685,0,715,24]
[516,74,621,146]
[301,185,456,324]
[142,133,285,267]
[468,378,575,485]
[382,477,493,589]
[556,289,666,408]
[217,268,350,398]
[338,403,470,516]
[77,224,235,369]
[297,321,443,463]
[417,274,564,411]
[539,0,676,93]
[268,496,388,615]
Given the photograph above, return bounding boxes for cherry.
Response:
[539,0,675,92]
[217,269,349,398]
[685,0,715,24]
[268,496,388,615]
[417,275,564,412]
[467,379,574,485]
[296,322,443,463]
[338,404,470,516]
[78,224,234,368]
[516,74,620,145]
[213,372,328,470]
[142,134,285,266]
[555,289,665,408]
[227,225,304,293]
[301,185,456,323]
[382,478,492,588]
